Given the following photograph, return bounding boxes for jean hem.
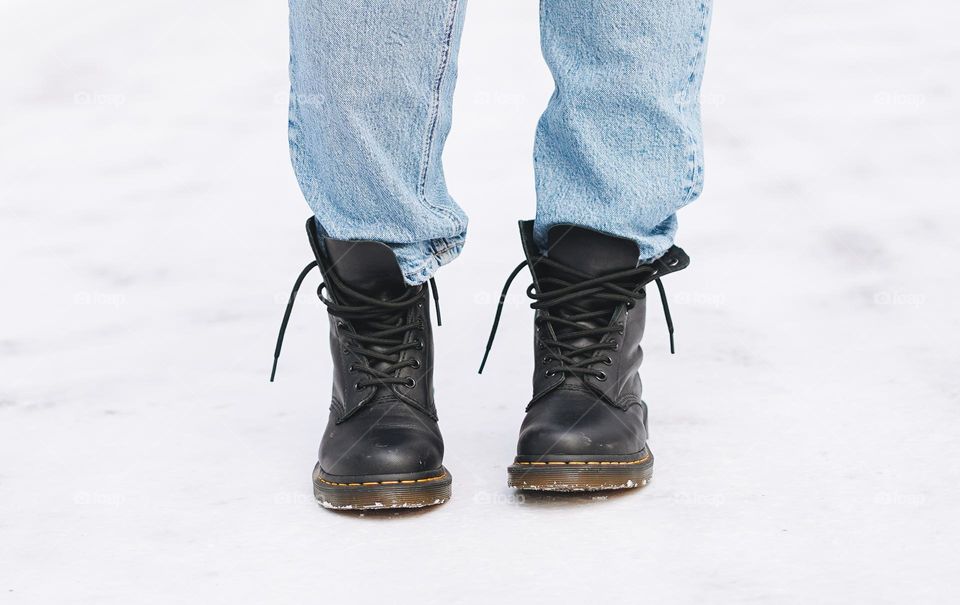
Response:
[398,234,465,286]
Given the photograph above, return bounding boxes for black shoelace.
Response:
[270,261,440,386]
[478,257,674,376]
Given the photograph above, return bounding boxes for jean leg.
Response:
[288,0,469,284]
[533,0,712,261]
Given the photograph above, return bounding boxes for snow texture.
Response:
[1,0,959,603]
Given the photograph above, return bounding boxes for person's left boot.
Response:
[480,221,688,492]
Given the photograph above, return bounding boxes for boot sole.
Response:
[312,463,452,510]
[507,450,653,492]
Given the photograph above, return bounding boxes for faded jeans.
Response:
[288,0,712,284]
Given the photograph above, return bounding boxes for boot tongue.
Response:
[542,226,641,356]
[545,225,640,277]
[323,239,408,300]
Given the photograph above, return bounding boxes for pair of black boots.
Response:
[272,218,688,510]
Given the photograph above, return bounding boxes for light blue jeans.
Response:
[289,0,712,285]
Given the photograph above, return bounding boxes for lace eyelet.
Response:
[354,382,364,391]
[409,359,421,369]
[602,356,613,366]
[544,369,557,378]
[336,321,345,329]
[403,377,416,388]
[414,339,424,350]
[348,364,356,373]
[542,356,551,364]
[595,371,607,382]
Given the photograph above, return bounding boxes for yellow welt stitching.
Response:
[514,453,651,466]
[317,471,448,487]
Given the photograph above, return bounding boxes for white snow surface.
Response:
[2,1,959,603]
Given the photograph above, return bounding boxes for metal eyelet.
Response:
[542,356,552,364]
[617,324,625,335]
[595,371,607,382]
[354,382,364,391]
[409,359,421,369]
[336,321,345,329]
[668,257,680,267]
[544,369,557,378]
[602,356,613,366]
[348,364,356,373]
[414,339,424,350]
[403,377,416,388]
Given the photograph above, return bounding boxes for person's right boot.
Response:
[272,218,451,510]
[481,221,688,492]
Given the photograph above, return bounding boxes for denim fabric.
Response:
[288,0,469,284]
[533,0,712,261]
[288,0,712,284]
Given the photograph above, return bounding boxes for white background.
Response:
[2,0,959,603]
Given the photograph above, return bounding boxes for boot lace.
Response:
[270,261,441,387]
[478,256,674,376]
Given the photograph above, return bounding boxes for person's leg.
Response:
[486,0,712,492]
[279,0,468,510]
[288,0,468,285]
[533,0,712,260]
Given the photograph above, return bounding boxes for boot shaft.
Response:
[305,219,437,422]
[517,220,688,410]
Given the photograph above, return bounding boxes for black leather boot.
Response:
[481,221,687,491]
[272,218,451,510]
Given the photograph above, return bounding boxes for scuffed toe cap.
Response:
[318,401,444,477]
[516,390,647,458]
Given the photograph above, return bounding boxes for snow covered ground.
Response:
[2,0,959,602]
